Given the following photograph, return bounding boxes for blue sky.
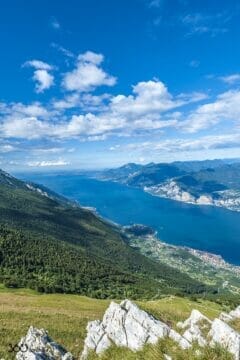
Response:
[1,0,240,171]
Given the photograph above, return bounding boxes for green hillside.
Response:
[0,170,208,298]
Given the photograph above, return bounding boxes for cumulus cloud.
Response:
[110,80,180,116]
[33,70,54,93]
[181,90,240,132]
[0,117,51,139]
[52,93,110,112]
[62,51,117,92]
[1,63,239,146]
[24,60,54,93]
[0,80,213,140]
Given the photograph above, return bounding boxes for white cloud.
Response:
[27,159,69,167]
[24,60,54,93]
[181,12,229,37]
[181,90,240,132]
[24,60,53,71]
[219,74,240,85]
[52,93,110,112]
[1,102,49,118]
[62,51,116,92]
[111,133,240,153]
[78,51,104,65]
[177,91,208,103]
[110,80,179,116]
[0,117,51,139]
[51,43,74,58]
[0,144,16,153]
[33,70,54,93]
[33,147,65,154]
[0,79,210,140]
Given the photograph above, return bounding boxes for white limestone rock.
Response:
[102,300,170,349]
[183,325,207,347]
[80,320,111,359]
[81,299,191,359]
[177,309,211,329]
[209,318,240,360]
[169,329,191,350]
[220,312,235,322]
[220,306,240,323]
[177,310,211,347]
[16,326,73,360]
[229,306,240,319]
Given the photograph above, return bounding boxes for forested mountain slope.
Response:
[0,169,207,298]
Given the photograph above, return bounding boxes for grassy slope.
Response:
[0,287,238,360]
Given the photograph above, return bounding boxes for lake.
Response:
[19,173,240,265]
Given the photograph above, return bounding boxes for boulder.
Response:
[16,326,73,360]
[81,299,191,359]
[209,318,240,360]
[101,300,169,349]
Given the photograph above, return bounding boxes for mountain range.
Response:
[95,159,240,212]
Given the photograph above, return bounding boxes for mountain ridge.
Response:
[94,159,240,212]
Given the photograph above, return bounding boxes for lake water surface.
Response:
[20,173,240,265]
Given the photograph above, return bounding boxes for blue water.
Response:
[19,173,240,265]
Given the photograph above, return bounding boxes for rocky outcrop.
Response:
[220,306,240,323]
[177,309,212,347]
[16,326,73,360]
[81,301,240,359]
[80,300,190,359]
[16,302,240,360]
[177,309,211,329]
[209,319,240,360]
